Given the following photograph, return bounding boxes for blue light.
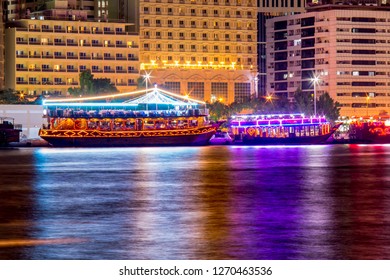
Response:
[43,102,139,107]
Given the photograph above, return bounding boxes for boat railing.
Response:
[48,108,208,118]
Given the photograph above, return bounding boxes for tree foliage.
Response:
[316,92,340,123]
[293,87,313,116]
[0,88,30,104]
[206,88,340,124]
[68,70,118,96]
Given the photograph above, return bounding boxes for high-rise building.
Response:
[257,0,305,96]
[5,19,139,96]
[111,0,258,104]
[267,3,390,116]
[3,1,109,21]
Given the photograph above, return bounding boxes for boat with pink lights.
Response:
[39,87,218,147]
[339,116,390,144]
[230,113,339,145]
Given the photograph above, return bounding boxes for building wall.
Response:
[5,19,139,96]
[267,8,390,116]
[0,2,4,89]
[0,104,43,139]
[138,0,258,103]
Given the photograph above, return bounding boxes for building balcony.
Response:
[42,69,54,72]
[92,43,103,47]
[54,42,66,46]
[104,70,115,73]
[16,81,28,84]
[128,70,139,74]
[104,31,115,34]
[80,56,91,59]
[68,82,79,85]
[54,29,66,33]
[116,57,127,60]
[29,41,40,45]
[16,41,28,44]
[16,54,28,58]
[54,69,66,72]
[128,57,139,61]
[92,57,103,60]
[54,56,66,59]
[29,81,41,85]
[42,28,54,32]
[116,70,127,73]
[116,44,127,48]
[42,55,54,59]
[16,68,28,71]
[79,30,91,34]
[67,56,78,59]
[104,57,115,60]
[54,82,66,85]
[29,68,41,71]
[91,70,103,73]
[67,69,78,72]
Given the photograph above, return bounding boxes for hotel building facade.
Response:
[1,3,4,88]
[5,19,139,96]
[267,5,390,116]
[136,0,258,103]
[4,0,258,104]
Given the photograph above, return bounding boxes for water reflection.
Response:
[0,149,37,259]
[0,145,390,259]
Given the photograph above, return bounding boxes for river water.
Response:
[1,144,390,260]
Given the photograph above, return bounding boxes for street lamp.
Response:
[143,71,151,90]
[311,75,320,116]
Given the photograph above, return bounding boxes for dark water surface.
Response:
[1,145,390,260]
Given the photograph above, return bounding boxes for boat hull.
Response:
[0,129,21,145]
[39,126,217,147]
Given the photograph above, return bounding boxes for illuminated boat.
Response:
[344,116,390,144]
[230,113,339,145]
[0,117,22,146]
[39,87,218,147]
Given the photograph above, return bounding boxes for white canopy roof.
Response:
[124,88,198,106]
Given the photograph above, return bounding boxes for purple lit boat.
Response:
[344,116,390,144]
[39,87,217,147]
[230,113,339,145]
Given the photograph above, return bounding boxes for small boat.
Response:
[229,113,339,145]
[209,130,233,145]
[39,87,218,147]
[0,117,22,146]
